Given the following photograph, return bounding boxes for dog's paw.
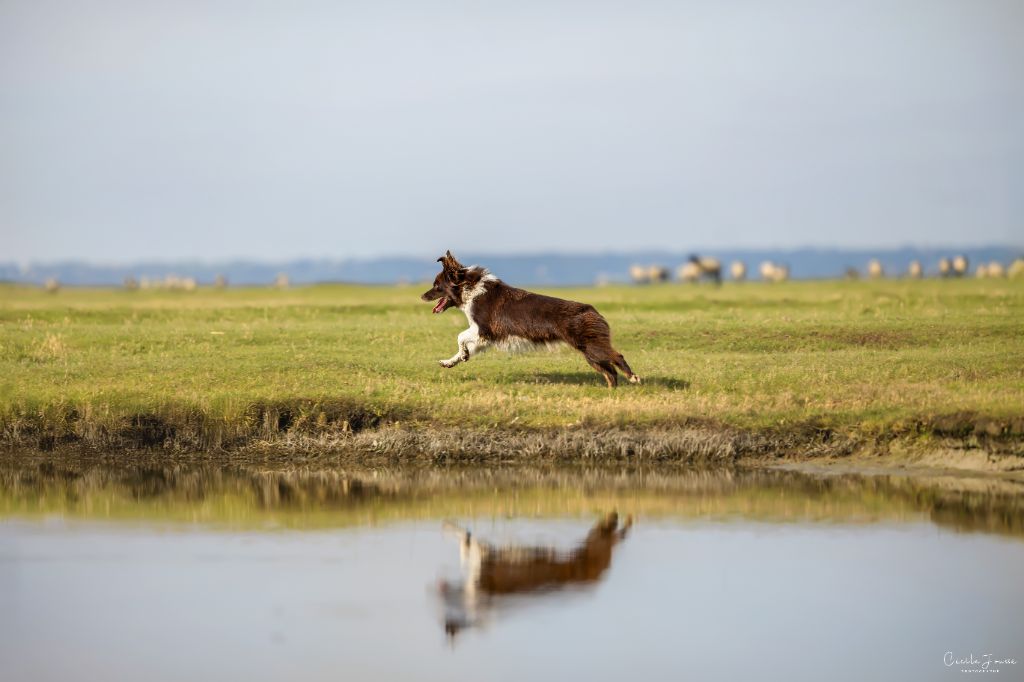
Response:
[439,359,456,368]
[629,375,642,384]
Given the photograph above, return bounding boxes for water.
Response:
[1,461,1023,681]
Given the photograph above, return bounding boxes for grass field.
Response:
[1,278,1022,456]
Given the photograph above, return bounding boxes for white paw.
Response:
[629,375,642,384]
[439,359,456,368]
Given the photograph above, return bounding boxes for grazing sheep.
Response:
[630,264,668,284]
[157,275,198,291]
[975,263,989,278]
[43,278,60,294]
[907,260,923,279]
[677,261,701,283]
[1009,258,1024,279]
[730,260,747,281]
[952,255,969,277]
[760,261,789,283]
[938,257,951,278]
[647,265,670,283]
[629,264,649,285]
[686,255,721,284]
[986,261,1006,278]
[867,259,884,279]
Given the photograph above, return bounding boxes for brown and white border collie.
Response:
[421,250,640,388]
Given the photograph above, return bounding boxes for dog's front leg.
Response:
[439,329,471,368]
[439,326,482,368]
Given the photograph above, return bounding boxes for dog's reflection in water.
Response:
[438,512,632,638]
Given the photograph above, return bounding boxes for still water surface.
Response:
[1,461,1023,681]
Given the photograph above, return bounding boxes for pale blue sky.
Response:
[1,0,1021,263]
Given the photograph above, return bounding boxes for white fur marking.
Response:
[441,272,564,366]
[439,271,494,367]
[495,336,565,354]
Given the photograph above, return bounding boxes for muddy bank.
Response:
[4,396,1022,471]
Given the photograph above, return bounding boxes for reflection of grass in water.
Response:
[1,462,1021,537]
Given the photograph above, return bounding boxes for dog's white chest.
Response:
[460,300,477,329]
[459,302,481,344]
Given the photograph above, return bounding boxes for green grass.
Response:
[1,278,1022,449]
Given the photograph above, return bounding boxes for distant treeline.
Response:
[3,246,1021,287]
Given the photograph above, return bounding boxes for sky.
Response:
[1,0,1021,263]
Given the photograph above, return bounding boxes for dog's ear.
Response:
[437,250,465,276]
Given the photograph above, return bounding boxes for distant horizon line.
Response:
[5,243,1022,269]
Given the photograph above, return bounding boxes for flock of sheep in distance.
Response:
[43,272,287,293]
[629,254,1024,285]
[36,255,1024,293]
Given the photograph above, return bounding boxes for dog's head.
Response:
[421,250,481,314]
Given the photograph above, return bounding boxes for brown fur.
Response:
[440,512,632,637]
[475,512,631,593]
[421,250,639,387]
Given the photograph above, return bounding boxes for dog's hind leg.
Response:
[584,354,619,388]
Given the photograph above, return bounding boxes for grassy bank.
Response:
[1,278,1022,461]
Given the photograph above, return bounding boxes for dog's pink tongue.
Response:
[432,297,447,314]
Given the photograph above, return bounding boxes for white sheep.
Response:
[677,262,701,283]
[952,255,969,277]
[684,255,721,284]
[629,264,650,284]
[647,265,670,283]
[759,261,789,282]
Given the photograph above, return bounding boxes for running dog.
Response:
[421,250,641,387]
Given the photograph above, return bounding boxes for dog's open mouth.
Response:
[432,297,449,314]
